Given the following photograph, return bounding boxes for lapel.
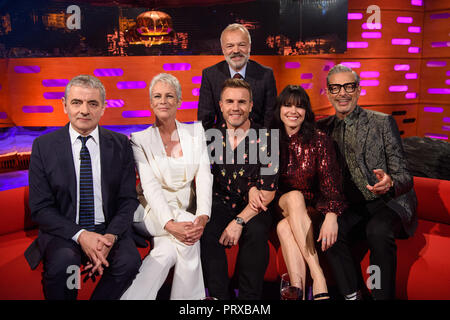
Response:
[56,123,77,220]
[354,106,369,159]
[99,126,113,219]
[218,60,231,79]
[243,60,257,91]
[176,121,195,179]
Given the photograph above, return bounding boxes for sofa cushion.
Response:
[414,176,450,224]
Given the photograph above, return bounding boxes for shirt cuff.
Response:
[72,229,86,243]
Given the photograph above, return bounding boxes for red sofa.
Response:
[0,177,449,300]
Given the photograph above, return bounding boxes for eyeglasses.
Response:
[327,82,358,94]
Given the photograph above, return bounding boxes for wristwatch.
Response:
[234,217,246,227]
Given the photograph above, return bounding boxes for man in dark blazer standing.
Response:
[317,64,417,300]
[197,23,277,130]
[25,75,141,300]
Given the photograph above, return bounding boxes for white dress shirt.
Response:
[229,63,247,79]
[69,124,105,242]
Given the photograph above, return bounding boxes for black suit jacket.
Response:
[197,59,277,129]
[24,124,139,269]
[317,107,418,238]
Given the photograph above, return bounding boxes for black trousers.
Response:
[201,198,272,300]
[42,225,141,300]
[325,198,404,300]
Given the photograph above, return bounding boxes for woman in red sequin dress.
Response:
[270,85,346,300]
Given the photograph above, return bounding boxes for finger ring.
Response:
[322,238,327,242]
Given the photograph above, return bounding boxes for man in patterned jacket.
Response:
[317,64,417,300]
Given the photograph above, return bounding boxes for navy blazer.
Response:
[197,59,277,130]
[24,124,139,269]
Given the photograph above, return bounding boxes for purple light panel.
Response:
[285,62,301,69]
[408,47,420,53]
[411,0,423,6]
[389,85,408,92]
[428,88,450,94]
[105,99,124,108]
[117,81,147,89]
[447,71,450,77]
[442,126,450,132]
[323,64,334,71]
[394,64,410,71]
[42,79,69,87]
[405,92,417,99]
[0,112,7,119]
[362,23,382,30]
[341,62,361,68]
[348,13,363,20]
[361,32,382,39]
[405,73,418,79]
[360,71,380,78]
[360,80,379,86]
[192,76,202,84]
[22,106,54,113]
[191,88,200,96]
[180,101,198,110]
[122,110,151,118]
[94,68,124,77]
[397,17,413,24]
[43,92,64,99]
[163,63,191,71]
[423,106,443,113]
[360,89,367,96]
[408,26,421,33]
[431,42,450,48]
[430,13,450,19]
[427,61,447,67]
[445,79,450,85]
[301,73,313,79]
[425,133,447,140]
[443,118,450,123]
[392,39,411,45]
[347,42,368,48]
[14,66,40,73]
[301,83,313,89]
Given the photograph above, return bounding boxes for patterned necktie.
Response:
[233,73,243,79]
[78,135,95,231]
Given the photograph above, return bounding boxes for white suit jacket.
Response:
[130,121,213,235]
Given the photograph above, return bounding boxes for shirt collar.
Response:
[229,63,247,79]
[334,105,361,126]
[69,124,99,146]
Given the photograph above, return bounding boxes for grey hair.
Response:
[65,75,106,103]
[220,23,252,46]
[327,64,360,85]
[149,73,182,102]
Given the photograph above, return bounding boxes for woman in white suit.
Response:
[121,73,213,300]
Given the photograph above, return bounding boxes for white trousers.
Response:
[121,208,206,300]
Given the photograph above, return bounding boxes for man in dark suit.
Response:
[197,23,277,130]
[25,75,141,300]
[317,64,417,300]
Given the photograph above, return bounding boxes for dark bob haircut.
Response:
[270,85,316,144]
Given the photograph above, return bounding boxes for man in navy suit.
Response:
[24,75,141,300]
[198,23,277,130]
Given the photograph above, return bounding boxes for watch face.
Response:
[235,217,245,225]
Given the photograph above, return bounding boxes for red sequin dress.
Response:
[278,129,347,216]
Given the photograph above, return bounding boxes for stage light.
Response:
[163,63,191,71]
[122,110,151,118]
[94,69,124,77]
[116,81,147,89]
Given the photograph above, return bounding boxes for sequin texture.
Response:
[279,129,347,215]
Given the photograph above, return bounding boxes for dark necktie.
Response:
[233,73,243,79]
[78,135,95,231]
